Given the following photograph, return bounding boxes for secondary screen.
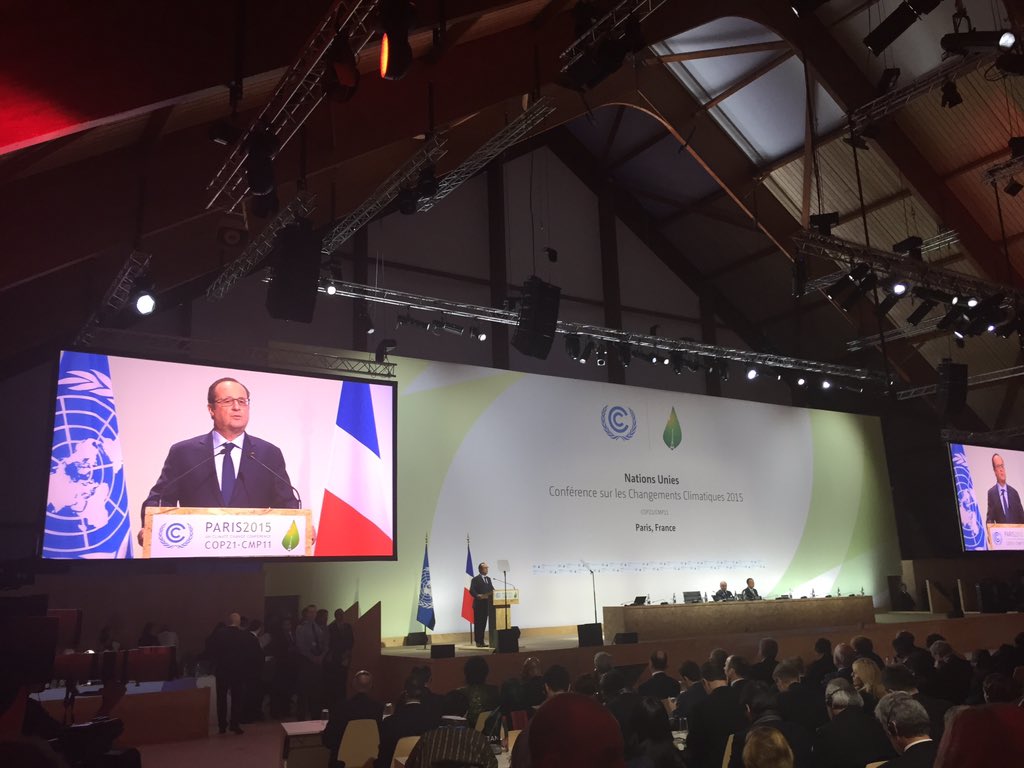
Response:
[949,442,1024,551]
[43,350,395,560]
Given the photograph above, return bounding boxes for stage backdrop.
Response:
[266,357,900,638]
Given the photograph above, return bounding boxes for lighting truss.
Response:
[320,134,448,255]
[897,364,1024,400]
[848,53,989,135]
[205,0,381,212]
[845,316,943,352]
[794,231,1019,303]
[417,98,556,213]
[940,423,1024,443]
[921,229,959,254]
[76,250,153,347]
[982,154,1024,186]
[320,278,888,383]
[206,193,317,301]
[82,328,396,378]
[560,0,670,72]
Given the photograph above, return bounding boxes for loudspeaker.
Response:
[511,276,561,359]
[613,632,638,644]
[497,628,520,654]
[577,622,603,648]
[404,631,428,646]
[430,643,455,659]
[265,218,320,323]
[936,359,967,416]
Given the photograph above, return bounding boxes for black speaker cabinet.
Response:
[404,631,428,646]
[430,643,455,659]
[613,632,638,644]
[936,359,968,416]
[497,628,520,654]
[577,622,604,648]
[511,276,561,359]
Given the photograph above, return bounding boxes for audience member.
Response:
[671,660,707,721]
[156,623,179,647]
[405,724,498,768]
[891,632,933,686]
[726,656,752,696]
[376,676,441,768]
[880,664,950,742]
[683,661,746,768]
[851,658,886,715]
[965,649,994,705]
[933,703,1024,768]
[750,639,779,684]
[210,611,258,736]
[981,672,1022,703]
[325,608,354,709]
[502,657,545,713]
[873,692,935,768]
[623,696,685,768]
[811,679,895,768]
[268,616,297,719]
[638,650,681,699]
[922,634,944,650]
[709,648,729,671]
[728,682,812,768]
[928,641,971,705]
[527,692,626,768]
[774,660,827,737]
[137,621,159,647]
[601,669,643,736]
[322,669,385,758]
[572,674,599,698]
[742,726,794,768]
[804,638,835,689]
[542,664,570,700]
[509,665,571,768]
[892,583,917,611]
[294,604,326,720]
[821,644,855,688]
[850,636,884,670]
[459,656,500,730]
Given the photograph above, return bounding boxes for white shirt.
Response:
[211,432,246,489]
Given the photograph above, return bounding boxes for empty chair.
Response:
[338,718,380,768]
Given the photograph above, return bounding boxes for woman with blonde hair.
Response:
[741,726,793,768]
[852,658,887,715]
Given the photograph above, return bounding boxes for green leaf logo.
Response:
[663,407,682,450]
[282,520,300,551]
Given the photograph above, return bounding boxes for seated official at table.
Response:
[712,581,734,602]
[741,578,761,601]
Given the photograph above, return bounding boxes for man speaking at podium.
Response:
[470,562,495,648]
[139,378,299,541]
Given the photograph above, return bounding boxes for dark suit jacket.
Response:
[882,739,938,768]
[376,701,440,768]
[741,587,760,601]
[931,656,972,705]
[210,625,259,679]
[638,671,681,699]
[778,681,828,738]
[713,589,734,602]
[142,432,299,523]
[671,682,707,721]
[804,656,836,689]
[684,685,746,768]
[469,574,494,605]
[811,707,896,768]
[322,692,385,753]
[749,658,778,683]
[986,483,1024,524]
[912,692,951,742]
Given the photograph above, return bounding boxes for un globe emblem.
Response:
[45,384,131,558]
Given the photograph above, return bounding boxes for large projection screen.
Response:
[949,442,1024,551]
[42,350,396,561]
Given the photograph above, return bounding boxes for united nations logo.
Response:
[993,530,1004,547]
[418,567,433,609]
[158,521,194,549]
[602,405,637,441]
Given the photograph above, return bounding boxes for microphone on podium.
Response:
[246,450,303,507]
[154,444,234,508]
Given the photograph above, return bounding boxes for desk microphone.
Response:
[246,450,303,507]
[141,445,232,528]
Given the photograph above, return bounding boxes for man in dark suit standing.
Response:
[986,453,1024,525]
[684,661,746,768]
[469,562,494,648]
[873,692,937,768]
[210,611,260,735]
[140,378,299,543]
[638,649,681,700]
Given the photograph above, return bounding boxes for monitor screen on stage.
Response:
[949,442,1024,551]
[42,349,396,561]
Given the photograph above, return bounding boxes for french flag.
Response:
[461,542,475,623]
[315,381,393,556]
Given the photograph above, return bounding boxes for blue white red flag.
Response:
[462,541,475,623]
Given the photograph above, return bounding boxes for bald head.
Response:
[227,612,242,628]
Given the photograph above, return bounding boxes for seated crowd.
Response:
[320,629,1024,768]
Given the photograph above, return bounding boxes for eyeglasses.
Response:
[213,397,250,407]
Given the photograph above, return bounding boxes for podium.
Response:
[987,523,1024,550]
[488,588,520,647]
[142,507,313,558]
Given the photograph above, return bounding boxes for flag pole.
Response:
[422,532,429,650]
[467,533,472,646]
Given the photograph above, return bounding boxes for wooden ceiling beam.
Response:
[654,41,789,63]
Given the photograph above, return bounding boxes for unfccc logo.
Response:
[601,405,637,441]
[158,521,194,549]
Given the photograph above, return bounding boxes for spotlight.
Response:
[876,67,901,96]
[244,125,280,218]
[809,211,840,235]
[891,281,908,295]
[365,317,375,335]
[906,299,937,326]
[670,352,684,375]
[378,0,414,80]
[966,297,979,308]
[893,235,923,260]
[580,341,594,364]
[565,334,581,360]
[416,165,439,198]
[746,367,758,381]
[1005,178,1023,197]
[941,30,1017,55]
[650,350,660,365]
[397,187,419,215]
[374,338,397,363]
[940,80,963,109]
[662,355,671,366]
[396,312,429,330]
[469,327,487,342]
[821,379,832,390]
[325,283,337,296]
[825,275,854,302]
[133,290,156,316]
[864,0,942,57]
[323,34,360,102]
[596,346,607,367]
[797,377,807,386]
[617,343,632,368]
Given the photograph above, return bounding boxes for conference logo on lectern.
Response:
[663,407,682,450]
[158,521,194,549]
[993,530,1004,547]
[601,405,637,441]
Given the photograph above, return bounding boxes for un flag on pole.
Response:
[950,443,986,551]
[44,351,134,559]
[417,541,435,630]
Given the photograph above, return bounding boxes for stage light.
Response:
[375,338,397,363]
[966,297,979,308]
[565,334,581,360]
[378,0,414,80]
[892,281,908,295]
[746,367,758,381]
[662,355,671,366]
[797,377,806,386]
[618,343,632,368]
[365,316,375,335]
[244,126,280,218]
[416,165,439,198]
[988,323,997,333]
[670,352,683,375]
[876,67,901,96]
[324,33,360,102]
[821,379,832,390]
[650,350,660,365]
[893,235,923,261]
[941,30,1016,55]
[1005,178,1023,197]
[469,327,487,342]
[809,211,840,235]
[596,346,607,366]
[864,0,942,57]
[397,312,429,330]
[941,80,963,109]
[580,340,594,364]
[325,283,337,295]
[825,275,854,302]
[133,291,156,316]
[398,187,419,215]
[906,299,937,326]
